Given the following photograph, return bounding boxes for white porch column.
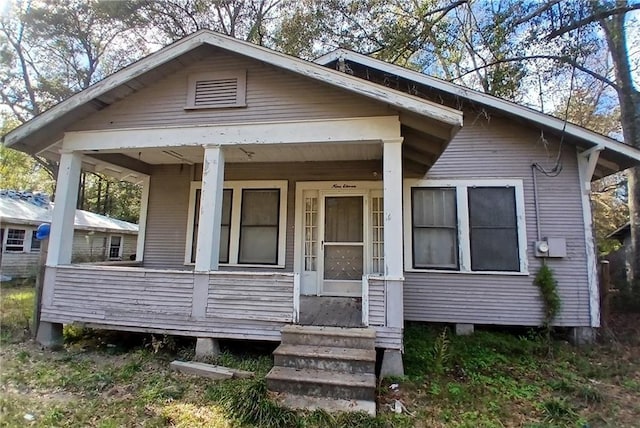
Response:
[383,138,404,280]
[46,151,82,266]
[135,175,150,262]
[381,137,405,377]
[194,145,225,272]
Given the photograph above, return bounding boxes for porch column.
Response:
[46,151,82,266]
[194,145,225,272]
[135,175,150,262]
[381,137,405,376]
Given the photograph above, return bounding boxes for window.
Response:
[239,189,280,264]
[186,181,287,266]
[412,188,458,269]
[5,229,26,252]
[468,187,519,271]
[191,189,232,263]
[404,180,527,273]
[185,71,247,109]
[30,231,41,252]
[109,236,123,259]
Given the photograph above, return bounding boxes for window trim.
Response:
[108,235,124,259]
[184,71,247,110]
[4,228,27,253]
[185,180,288,268]
[403,179,528,274]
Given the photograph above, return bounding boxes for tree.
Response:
[0,0,148,220]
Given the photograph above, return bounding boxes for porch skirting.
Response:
[41,265,403,349]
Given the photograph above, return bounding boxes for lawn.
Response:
[1,284,639,427]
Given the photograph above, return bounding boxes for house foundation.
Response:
[36,321,64,349]
[569,327,596,345]
[195,338,221,360]
[379,349,404,377]
[455,323,474,336]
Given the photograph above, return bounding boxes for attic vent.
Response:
[185,71,246,109]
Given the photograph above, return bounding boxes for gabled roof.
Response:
[0,192,138,233]
[315,49,640,174]
[2,30,462,155]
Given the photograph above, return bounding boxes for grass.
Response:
[1,284,639,427]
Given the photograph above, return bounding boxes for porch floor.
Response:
[299,297,363,328]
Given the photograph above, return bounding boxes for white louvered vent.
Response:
[186,71,246,109]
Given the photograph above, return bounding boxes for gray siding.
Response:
[71,48,392,132]
[42,266,294,342]
[207,273,294,322]
[368,277,386,326]
[404,115,590,327]
[1,252,40,277]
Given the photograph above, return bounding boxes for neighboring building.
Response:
[2,30,640,379]
[1,191,138,279]
[606,223,632,285]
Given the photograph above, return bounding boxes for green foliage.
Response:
[0,285,34,343]
[0,145,55,194]
[534,264,561,328]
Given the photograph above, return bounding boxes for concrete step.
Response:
[273,344,376,374]
[280,325,376,350]
[273,392,376,416]
[266,366,376,402]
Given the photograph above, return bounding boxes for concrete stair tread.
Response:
[272,392,376,416]
[282,325,375,339]
[266,366,376,388]
[274,344,376,362]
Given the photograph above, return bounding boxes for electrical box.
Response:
[535,238,566,258]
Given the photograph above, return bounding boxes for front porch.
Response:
[39,264,400,349]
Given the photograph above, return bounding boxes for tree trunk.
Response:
[600,4,640,283]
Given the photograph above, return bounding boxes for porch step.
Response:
[267,325,377,414]
[266,367,376,401]
[280,325,376,350]
[273,344,376,373]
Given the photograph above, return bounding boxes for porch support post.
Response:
[195,145,225,272]
[135,175,150,262]
[381,137,405,377]
[47,151,82,266]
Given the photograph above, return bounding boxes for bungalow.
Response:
[3,30,640,411]
[0,190,138,279]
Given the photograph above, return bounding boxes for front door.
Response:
[319,195,364,296]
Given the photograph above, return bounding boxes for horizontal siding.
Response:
[368,278,386,326]
[404,114,590,327]
[41,266,293,342]
[71,47,392,131]
[207,273,294,322]
[1,252,40,277]
[374,327,403,350]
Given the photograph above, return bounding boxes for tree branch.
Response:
[545,4,640,40]
[455,55,620,91]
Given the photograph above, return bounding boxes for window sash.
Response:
[109,236,122,259]
[6,229,26,252]
[411,188,458,269]
[468,187,519,271]
[30,231,41,252]
[238,189,280,265]
[190,189,232,264]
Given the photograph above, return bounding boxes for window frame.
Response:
[30,230,41,252]
[108,235,124,260]
[403,179,528,275]
[4,228,27,253]
[185,180,288,268]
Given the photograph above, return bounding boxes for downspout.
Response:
[531,164,542,242]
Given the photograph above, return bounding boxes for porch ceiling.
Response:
[95,142,384,164]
